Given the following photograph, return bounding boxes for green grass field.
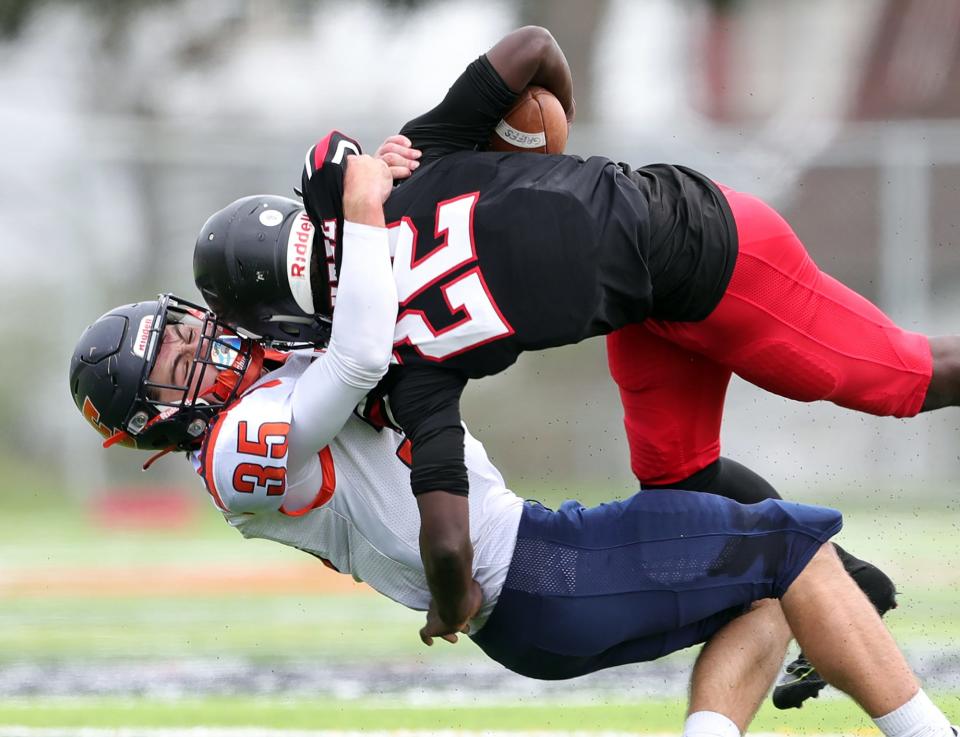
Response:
[0,695,891,733]
[2,462,959,733]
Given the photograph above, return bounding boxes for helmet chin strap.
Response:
[103,429,131,449]
[141,447,174,471]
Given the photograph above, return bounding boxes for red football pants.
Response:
[607,185,933,486]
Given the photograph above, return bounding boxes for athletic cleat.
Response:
[772,654,827,709]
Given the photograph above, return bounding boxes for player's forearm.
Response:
[319,153,397,386]
[326,221,397,384]
[486,26,574,120]
[417,491,475,627]
[287,222,396,465]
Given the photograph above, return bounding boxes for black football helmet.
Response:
[69,294,263,452]
[193,195,332,345]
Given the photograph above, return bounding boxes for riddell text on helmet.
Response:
[132,316,154,359]
[287,213,314,280]
[286,211,316,315]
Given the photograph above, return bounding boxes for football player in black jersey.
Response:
[193,25,960,718]
[368,26,901,711]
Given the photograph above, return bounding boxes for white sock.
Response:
[874,689,954,737]
[683,710,741,737]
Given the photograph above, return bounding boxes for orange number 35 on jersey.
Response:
[232,421,290,496]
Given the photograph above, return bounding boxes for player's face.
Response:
[148,323,218,405]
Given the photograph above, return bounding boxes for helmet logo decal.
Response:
[81,396,134,447]
[286,210,316,315]
[81,396,112,439]
[259,209,283,227]
[132,315,154,358]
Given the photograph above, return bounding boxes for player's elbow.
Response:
[516,25,555,59]
[346,339,393,382]
[327,331,394,389]
[517,25,554,45]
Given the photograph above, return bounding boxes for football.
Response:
[489,85,568,154]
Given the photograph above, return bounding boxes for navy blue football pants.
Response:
[471,489,842,680]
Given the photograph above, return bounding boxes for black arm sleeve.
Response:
[399,55,518,164]
[386,366,469,496]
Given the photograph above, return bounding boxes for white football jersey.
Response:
[190,352,523,628]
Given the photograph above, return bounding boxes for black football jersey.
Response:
[383,56,737,379]
[370,149,735,496]
[383,150,655,379]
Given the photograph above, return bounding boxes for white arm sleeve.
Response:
[287,220,397,471]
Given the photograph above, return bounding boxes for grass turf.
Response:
[0,694,896,733]
[2,492,958,661]
[1,473,959,733]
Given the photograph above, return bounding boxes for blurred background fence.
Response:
[2,0,960,501]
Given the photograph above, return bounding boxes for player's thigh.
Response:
[649,187,931,418]
[473,603,744,681]
[471,492,841,679]
[607,323,733,484]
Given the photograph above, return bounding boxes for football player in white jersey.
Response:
[69,157,957,737]
[70,304,960,737]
